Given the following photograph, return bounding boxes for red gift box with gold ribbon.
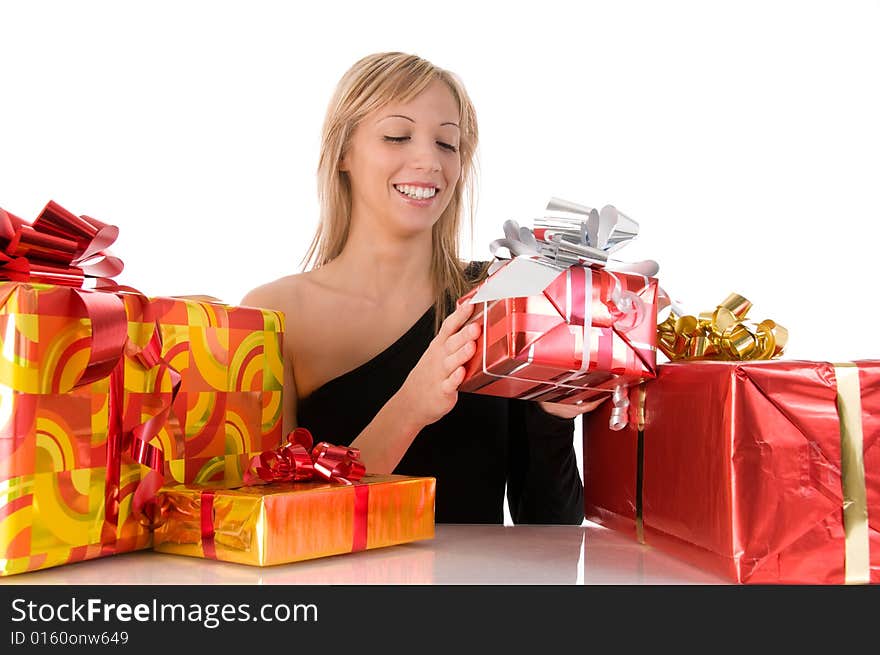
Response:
[0,201,284,576]
[583,360,880,584]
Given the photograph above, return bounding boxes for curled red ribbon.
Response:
[125,319,183,529]
[244,428,366,486]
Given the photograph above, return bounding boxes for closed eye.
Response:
[383,136,458,153]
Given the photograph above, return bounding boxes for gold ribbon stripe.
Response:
[834,363,870,585]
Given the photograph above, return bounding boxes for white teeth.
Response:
[394,184,437,199]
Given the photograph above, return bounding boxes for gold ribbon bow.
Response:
[657,292,788,361]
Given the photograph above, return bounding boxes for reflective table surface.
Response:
[1,523,729,585]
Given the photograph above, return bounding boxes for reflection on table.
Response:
[0,523,728,585]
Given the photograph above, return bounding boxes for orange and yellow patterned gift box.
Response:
[0,282,284,576]
[152,474,435,566]
[1,200,286,576]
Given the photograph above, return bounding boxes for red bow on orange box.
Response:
[1,200,123,286]
[197,429,369,560]
[245,428,367,486]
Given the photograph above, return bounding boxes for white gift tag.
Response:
[468,257,561,303]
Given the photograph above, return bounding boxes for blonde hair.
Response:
[304,52,482,332]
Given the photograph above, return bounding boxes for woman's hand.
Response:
[539,395,609,419]
[395,301,480,430]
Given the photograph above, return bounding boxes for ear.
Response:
[339,151,350,172]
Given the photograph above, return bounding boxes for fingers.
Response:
[540,395,609,418]
[539,402,582,419]
[443,339,476,376]
[441,365,466,395]
[438,301,475,340]
[444,320,481,354]
[580,396,610,413]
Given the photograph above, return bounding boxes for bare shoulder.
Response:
[241,270,332,376]
[240,273,308,313]
[240,271,329,346]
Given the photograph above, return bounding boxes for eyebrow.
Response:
[378,114,460,129]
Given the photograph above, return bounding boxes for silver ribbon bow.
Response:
[488,197,660,278]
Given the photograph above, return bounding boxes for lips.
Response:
[392,184,439,206]
[393,183,439,200]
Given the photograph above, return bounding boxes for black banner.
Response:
[1,584,877,651]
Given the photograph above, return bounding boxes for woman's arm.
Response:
[350,301,480,473]
[242,285,480,474]
[506,400,584,525]
[345,392,425,473]
[282,344,297,436]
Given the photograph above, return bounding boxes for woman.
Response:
[242,52,605,524]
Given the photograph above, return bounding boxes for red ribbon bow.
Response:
[245,428,367,486]
[198,428,369,559]
[1,200,123,287]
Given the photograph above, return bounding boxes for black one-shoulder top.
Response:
[297,267,584,525]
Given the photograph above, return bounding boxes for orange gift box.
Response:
[152,474,436,566]
[0,282,284,576]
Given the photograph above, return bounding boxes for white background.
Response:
[3,1,879,522]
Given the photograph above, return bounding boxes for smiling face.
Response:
[340,79,462,240]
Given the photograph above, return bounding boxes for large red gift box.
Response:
[583,360,879,584]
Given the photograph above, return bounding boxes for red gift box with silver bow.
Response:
[458,198,660,429]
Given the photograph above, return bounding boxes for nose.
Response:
[411,138,442,173]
